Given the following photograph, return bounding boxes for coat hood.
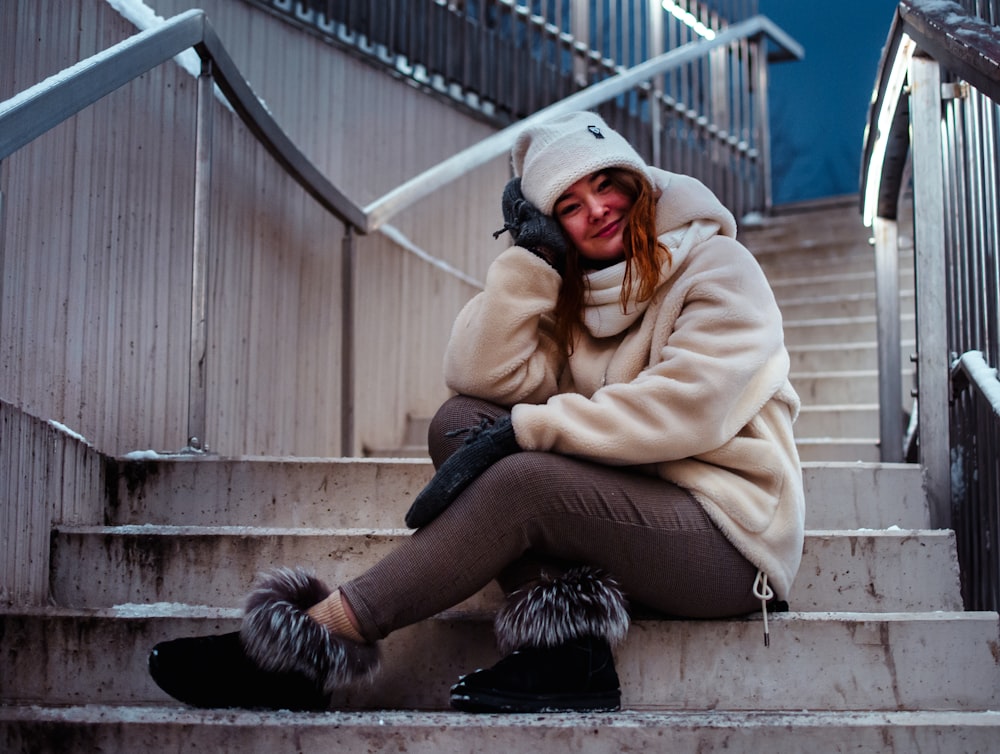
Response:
[651,167,738,241]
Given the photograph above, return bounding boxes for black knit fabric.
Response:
[494,177,568,273]
[405,414,520,528]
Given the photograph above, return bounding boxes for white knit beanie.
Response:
[511,111,653,216]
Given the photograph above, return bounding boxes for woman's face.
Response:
[553,171,635,266]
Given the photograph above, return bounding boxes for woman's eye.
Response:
[597,179,612,192]
[558,203,579,217]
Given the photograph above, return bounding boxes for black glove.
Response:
[405,414,521,528]
[493,177,568,274]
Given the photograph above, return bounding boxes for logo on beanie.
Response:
[587,125,605,139]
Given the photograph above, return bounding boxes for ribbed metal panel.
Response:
[1,4,197,454]
[1,0,505,457]
[0,400,106,605]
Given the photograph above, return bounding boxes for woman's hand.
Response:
[494,177,568,274]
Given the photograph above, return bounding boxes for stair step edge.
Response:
[5,703,1000,728]
[5,605,995,622]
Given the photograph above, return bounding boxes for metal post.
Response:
[909,54,951,527]
[341,225,356,457]
[569,0,590,88]
[188,58,213,452]
[752,34,772,215]
[648,0,664,167]
[873,216,904,462]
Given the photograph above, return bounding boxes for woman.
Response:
[149,111,804,714]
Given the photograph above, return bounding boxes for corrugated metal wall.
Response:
[0,0,507,458]
[0,399,106,605]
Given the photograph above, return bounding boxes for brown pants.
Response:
[340,396,761,643]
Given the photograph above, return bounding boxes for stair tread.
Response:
[101,457,925,528]
[4,704,999,753]
[53,523,950,535]
[47,525,962,612]
[4,607,997,711]
[5,702,1000,726]
[6,603,992,622]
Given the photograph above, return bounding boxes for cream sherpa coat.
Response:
[444,167,804,599]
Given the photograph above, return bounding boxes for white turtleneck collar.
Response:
[581,218,721,338]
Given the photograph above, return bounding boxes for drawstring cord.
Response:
[752,571,774,647]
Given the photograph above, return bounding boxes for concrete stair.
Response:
[47,525,963,613]
[3,197,1000,750]
[741,196,918,465]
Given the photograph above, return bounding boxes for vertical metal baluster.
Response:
[668,4,680,175]
[341,225,355,457]
[608,0,617,70]
[752,34,771,214]
[739,33,750,214]
[874,217,904,462]
[693,1,704,185]
[649,0,664,167]
[983,95,1000,369]
[570,0,589,91]
[188,58,213,452]
[968,88,985,349]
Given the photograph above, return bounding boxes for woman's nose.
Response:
[586,197,607,220]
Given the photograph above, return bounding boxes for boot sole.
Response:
[449,687,621,714]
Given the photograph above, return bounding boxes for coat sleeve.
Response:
[443,246,566,406]
[511,238,790,464]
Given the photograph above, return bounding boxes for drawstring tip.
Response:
[753,571,774,649]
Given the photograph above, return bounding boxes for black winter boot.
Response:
[450,636,620,713]
[148,567,379,710]
[450,566,629,713]
[148,631,332,711]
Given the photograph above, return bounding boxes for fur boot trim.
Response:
[240,567,380,694]
[494,566,630,655]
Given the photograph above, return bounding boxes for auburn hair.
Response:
[552,168,671,356]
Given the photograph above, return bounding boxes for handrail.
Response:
[860,0,1000,223]
[0,10,204,159]
[0,9,367,231]
[899,0,1000,101]
[1,10,800,236]
[953,351,1000,419]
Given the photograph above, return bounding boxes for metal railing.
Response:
[860,0,1000,611]
[257,0,766,120]
[243,0,799,218]
[0,7,799,455]
[0,9,365,453]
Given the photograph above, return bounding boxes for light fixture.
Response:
[863,33,916,227]
[661,0,716,40]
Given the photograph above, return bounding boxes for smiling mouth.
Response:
[594,219,621,239]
